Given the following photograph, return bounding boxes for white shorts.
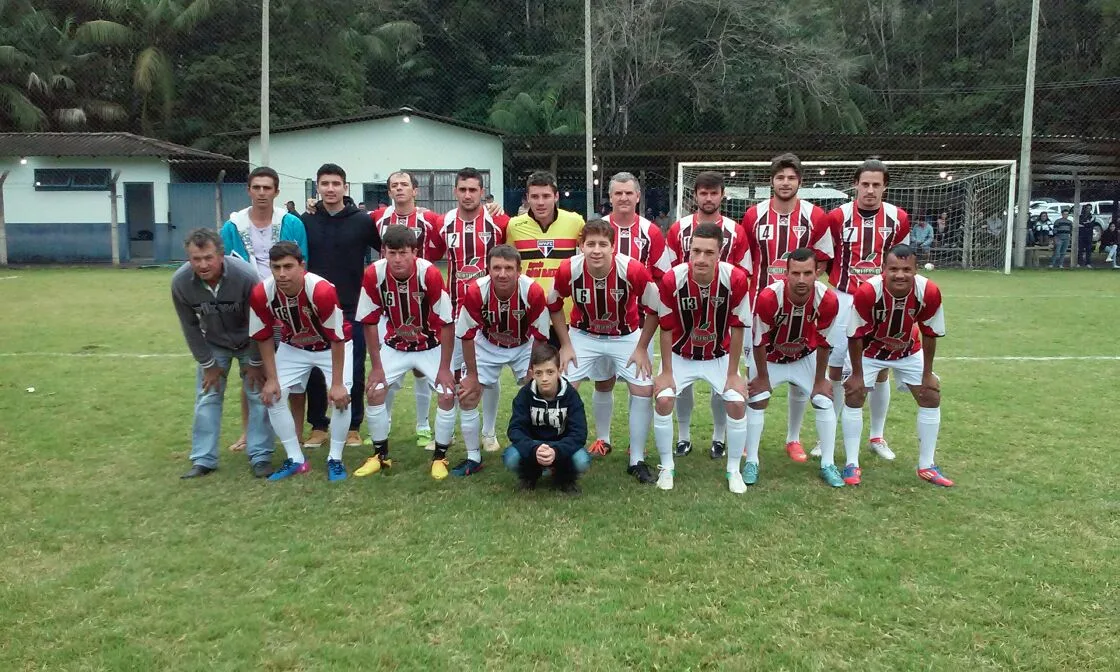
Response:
[827,290,854,368]
[657,352,745,402]
[748,354,816,395]
[566,329,652,387]
[382,346,450,394]
[276,341,353,393]
[470,336,534,386]
[451,337,465,372]
[858,352,931,390]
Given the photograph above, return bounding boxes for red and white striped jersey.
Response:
[428,207,510,313]
[356,258,453,352]
[666,214,750,268]
[371,205,444,261]
[753,280,839,364]
[657,262,752,361]
[848,274,945,361]
[249,272,351,350]
[456,275,549,348]
[741,198,833,296]
[609,214,673,281]
[548,253,658,336]
[827,202,911,294]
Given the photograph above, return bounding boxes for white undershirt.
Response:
[248,224,272,279]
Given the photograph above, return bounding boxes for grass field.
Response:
[1,267,1118,671]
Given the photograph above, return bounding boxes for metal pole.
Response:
[260,0,271,166]
[0,171,8,267]
[215,169,227,229]
[1013,0,1041,268]
[1003,160,1017,274]
[1072,173,1081,268]
[583,0,593,219]
[109,171,122,267]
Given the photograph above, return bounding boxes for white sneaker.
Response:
[810,441,822,458]
[727,471,746,494]
[481,434,501,453]
[869,438,896,460]
[656,465,675,490]
[424,440,436,452]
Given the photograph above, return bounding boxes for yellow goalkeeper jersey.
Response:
[507,208,585,303]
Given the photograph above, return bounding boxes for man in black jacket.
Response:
[302,163,381,448]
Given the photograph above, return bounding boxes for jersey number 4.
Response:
[757,224,773,240]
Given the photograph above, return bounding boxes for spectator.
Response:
[1101,222,1118,268]
[911,215,934,256]
[1033,212,1053,247]
[285,200,297,215]
[934,211,952,246]
[1050,208,1074,268]
[655,210,671,231]
[1077,204,1098,268]
[517,196,530,216]
[358,201,368,211]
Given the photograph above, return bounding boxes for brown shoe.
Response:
[345,430,363,447]
[303,428,329,449]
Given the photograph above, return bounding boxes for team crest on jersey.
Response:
[792,225,807,238]
[537,240,555,256]
[878,226,893,237]
[609,289,626,301]
[479,231,492,244]
[633,237,646,249]
[512,309,526,320]
[711,296,725,307]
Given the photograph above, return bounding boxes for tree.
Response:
[489,90,583,134]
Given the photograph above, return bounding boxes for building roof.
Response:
[0,132,234,161]
[224,106,504,138]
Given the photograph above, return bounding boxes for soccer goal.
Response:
[676,160,1018,273]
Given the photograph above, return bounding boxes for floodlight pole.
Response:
[260,0,271,166]
[584,0,593,219]
[1013,0,1041,268]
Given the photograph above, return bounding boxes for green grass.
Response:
[1,268,1118,671]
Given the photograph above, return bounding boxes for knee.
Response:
[594,379,615,392]
[725,400,746,419]
[875,369,889,383]
[919,390,941,408]
[502,446,521,472]
[655,397,675,416]
[748,400,768,411]
[628,384,653,399]
[571,448,591,474]
[845,390,867,408]
[368,389,387,406]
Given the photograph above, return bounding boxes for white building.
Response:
[247,107,505,212]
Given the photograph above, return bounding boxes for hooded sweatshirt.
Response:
[219,206,308,280]
[507,377,587,457]
[302,196,380,315]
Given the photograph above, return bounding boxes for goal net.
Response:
[676,161,1017,273]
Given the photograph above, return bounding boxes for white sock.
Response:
[461,406,481,462]
[628,394,653,466]
[481,382,500,437]
[745,407,765,464]
[384,386,396,434]
[917,406,941,469]
[814,405,838,468]
[787,386,808,443]
[267,390,305,463]
[675,386,694,442]
[415,378,432,431]
[711,392,727,443]
[328,403,349,461]
[593,389,614,443]
[726,414,747,472]
[869,379,891,439]
[841,405,863,467]
[653,411,675,470]
[364,403,390,443]
[435,405,456,447]
[832,380,844,419]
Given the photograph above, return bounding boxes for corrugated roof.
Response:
[220,107,503,138]
[0,132,234,160]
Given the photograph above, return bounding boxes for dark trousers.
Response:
[307,316,366,431]
[1077,237,1094,266]
[514,444,578,485]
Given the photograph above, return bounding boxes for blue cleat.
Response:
[268,458,310,481]
[326,459,348,482]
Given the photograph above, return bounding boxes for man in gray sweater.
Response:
[172,228,273,479]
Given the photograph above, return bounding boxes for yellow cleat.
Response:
[355,455,388,477]
[430,458,449,480]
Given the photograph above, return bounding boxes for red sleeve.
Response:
[916,279,945,337]
[728,267,751,328]
[547,259,572,312]
[731,223,750,269]
[457,282,484,340]
[310,280,348,342]
[356,264,384,325]
[526,283,549,341]
[816,288,839,334]
[647,225,670,281]
[809,207,833,262]
[752,286,778,347]
[628,259,656,314]
[849,283,877,339]
[656,271,681,332]
[494,214,510,243]
[422,212,446,261]
[666,222,682,264]
[741,206,760,277]
[897,207,912,243]
[423,263,453,328]
[825,208,845,281]
[248,283,274,341]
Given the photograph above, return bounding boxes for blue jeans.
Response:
[503,445,590,483]
[190,346,273,468]
[1050,236,1070,267]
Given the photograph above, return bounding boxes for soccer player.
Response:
[666,170,750,460]
[355,225,457,480]
[546,219,660,484]
[840,244,950,487]
[249,242,353,482]
[504,343,589,494]
[826,159,911,461]
[172,229,272,479]
[428,167,511,455]
[455,245,550,475]
[741,153,833,463]
[652,223,752,492]
[746,248,843,487]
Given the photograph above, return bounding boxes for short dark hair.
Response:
[580,218,615,244]
[885,243,916,264]
[184,228,223,253]
[381,224,417,251]
[770,153,802,179]
[530,343,560,368]
[269,241,303,263]
[316,163,346,183]
[487,244,521,267]
[853,159,890,186]
[788,247,816,264]
[248,166,279,188]
[456,167,484,187]
[526,171,558,192]
[388,170,418,189]
[692,222,724,247]
[693,171,724,192]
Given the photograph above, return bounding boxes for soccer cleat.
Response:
[587,439,612,457]
[354,455,390,477]
[710,441,726,460]
[268,459,310,481]
[655,465,675,490]
[303,429,328,449]
[517,477,538,491]
[785,441,808,463]
[481,434,502,453]
[627,461,656,484]
[809,441,822,458]
[431,458,450,480]
[869,437,896,460]
[326,459,348,482]
[451,459,484,477]
[819,464,845,488]
[842,463,862,486]
[557,481,582,496]
[345,431,363,448]
[674,440,692,457]
[416,428,433,450]
[727,470,747,494]
[917,465,954,487]
[741,461,760,486]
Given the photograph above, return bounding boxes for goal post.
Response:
[675,160,1019,274]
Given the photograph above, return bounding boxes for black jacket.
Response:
[507,378,587,457]
[302,197,380,314]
